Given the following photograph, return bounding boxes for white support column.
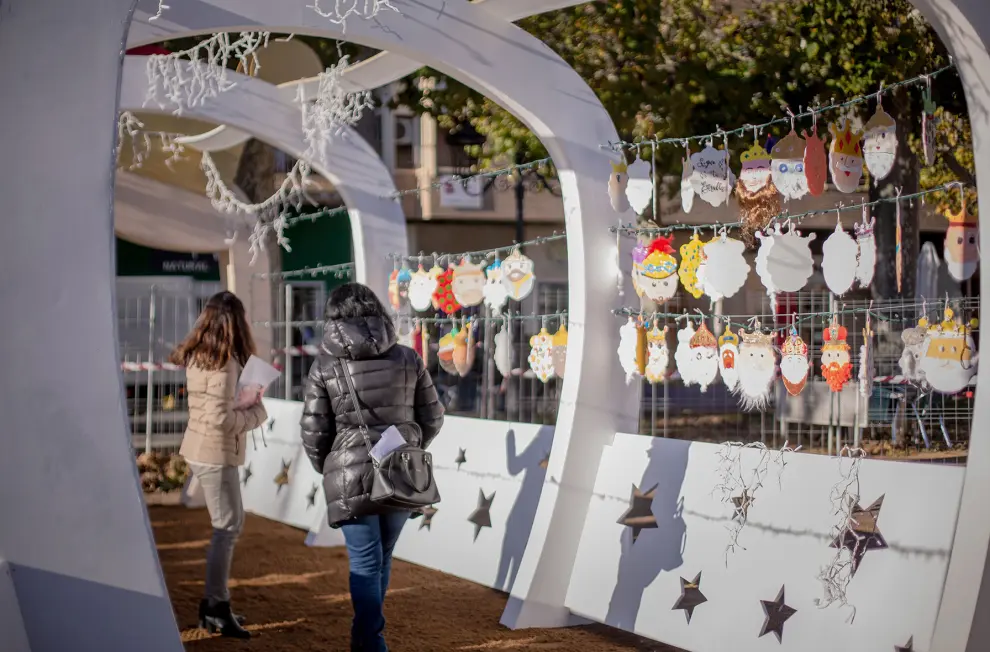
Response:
[418,113,438,221]
[379,87,397,174]
[0,1,182,649]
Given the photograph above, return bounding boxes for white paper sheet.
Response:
[235,355,281,408]
[369,425,406,462]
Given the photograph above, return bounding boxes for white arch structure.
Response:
[0,2,987,652]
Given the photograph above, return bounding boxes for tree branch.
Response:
[941,153,975,187]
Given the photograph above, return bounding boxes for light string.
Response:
[254,310,568,329]
[610,184,965,237]
[388,231,567,265]
[298,55,376,166]
[309,0,399,29]
[254,262,354,280]
[603,62,956,151]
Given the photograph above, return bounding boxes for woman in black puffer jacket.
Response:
[300,282,444,652]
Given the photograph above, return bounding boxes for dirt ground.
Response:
[152,505,683,651]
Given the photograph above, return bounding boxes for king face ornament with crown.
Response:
[451,257,486,307]
[718,328,740,391]
[820,320,853,392]
[780,327,810,397]
[828,118,865,193]
[919,308,979,394]
[943,202,980,282]
[640,236,680,305]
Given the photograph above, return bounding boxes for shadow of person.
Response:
[605,437,690,630]
[495,426,553,593]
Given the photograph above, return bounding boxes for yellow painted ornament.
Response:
[678,233,705,299]
[551,325,568,378]
[528,327,556,383]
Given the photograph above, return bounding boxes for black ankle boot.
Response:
[199,599,246,626]
[200,600,251,639]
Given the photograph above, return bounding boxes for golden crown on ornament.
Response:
[919,308,976,336]
[647,325,668,343]
[611,160,628,174]
[740,142,772,165]
[782,332,809,357]
[718,329,740,348]
[828,118,863,157]
[690,323,717,348]
[854,217,875,238]
[943,205,978,228]
[822,322,850,352]
[739,328,773,347]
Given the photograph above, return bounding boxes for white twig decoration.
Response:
[116,111,186,170]
[200,152,317,262]
[310,0,399,29]
[149,0,169,20]
[815,446,868,623]
[712,441,800,563]
[298,56,375,165]
[144,32,271,115]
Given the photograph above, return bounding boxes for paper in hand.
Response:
[369,426,406,462]
[235,355,281,408]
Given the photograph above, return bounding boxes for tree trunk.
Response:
[871,91,921,302]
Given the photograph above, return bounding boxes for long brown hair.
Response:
[170,291,256,371]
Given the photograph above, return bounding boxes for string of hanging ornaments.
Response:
[605,61,978,413]
[254,262,355,281]
[146,0,399,29]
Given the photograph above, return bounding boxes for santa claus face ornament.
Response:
[451,258,486,307]
[828,118,865,193]
[640,236,679,305]
[780,327,810,397]
[820,320,853,392]
[501,248,536,301]
[734,328,777,411]
[862,104,898,184]
[408,264,438,312]
[918,308,979,394]
[770,130,809,201]
[689,322,720,393]
[718,329,740,392]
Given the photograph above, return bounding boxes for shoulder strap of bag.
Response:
[335,359,377,462]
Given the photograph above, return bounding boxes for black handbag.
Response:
[337,360,441,510]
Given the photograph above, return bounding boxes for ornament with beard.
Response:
[408,265,438,312]
[645,325,670,384]
[689,322,720,392]
[483,259,509,314]
[770,130,809,201]
[820,321,853,392]
[918,308,979,394]
[501,248,536,301]
[734,328,777,411]
[943,204,980,282]
[451,258,486,307]
[718,329,740,391]
[780,328,810,397]
[674,322,699,387]
[898,326,928,383]
[738,140,773,192]
[862,105,897,184]
[828,118,865,193]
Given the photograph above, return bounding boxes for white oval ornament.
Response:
[681,157,695,214]
[494,326,511,377]
[625,159,654,214]
[617,318,641,384]
[855,215,877,288]
[701,236,751,300]
[763,224,816,293]
[822,222,859,296]
[754,230,777,299]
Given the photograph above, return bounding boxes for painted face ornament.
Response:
[689,322,720,393]
[734,328,777,411]
[943,202,980,282]
[608,160,631,213]
[640,236,679,305]
[828,118,865,193]
[854,212,877,289]
[451,258,486,307]
[408,264,438,312]
[500,248,536,301]
[770,130,809,201]
[780,327,810,397]
[645,324,670,384]
[738,140,773,192]
[718,329,740,392]
[918,308,979,395]
[820,321,853,392]
[483,258,509,314]
[862,104,897,184]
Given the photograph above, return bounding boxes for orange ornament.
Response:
[803,125,828,197]
[431,268,461,315]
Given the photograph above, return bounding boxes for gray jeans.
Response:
[190,464,244,604]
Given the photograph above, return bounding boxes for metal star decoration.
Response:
[895,636,914,652]
[759,585,796,643]
[830,495,888,574]
[468,489,495,541]
[671,572,708,624]
[419,506,438,531]
[732,489,754,522]
[274,459,291,493]
[241,462,253,486]
[455,448,467,469]
[616,484,658,543]
[306,482,318,508]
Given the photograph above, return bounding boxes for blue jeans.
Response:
[340,511,410,651]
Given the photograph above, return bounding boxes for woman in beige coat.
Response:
[171,291,267,639]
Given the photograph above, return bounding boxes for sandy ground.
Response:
[152,505,683,651]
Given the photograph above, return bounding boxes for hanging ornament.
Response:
[640,236,680,305]
[922,82,938,167]
[822,221,859,296]
[828,118,865,193]
[678,232,705,299]
[617,317,641,384]
[734,326,777,411]
[388,268,401,310]
[942,194,980,282]
[396,317,415,348]
[501,248,536,301]
[757,222,816,295]
[420,323,430,368]
[432,267,461,315]
[695,238,723,303]
[754,229,777,302]
[862,98,898,184]
[854,209,877,289]
[681,151,695,214]
[780,326,810,397]
[674,321,699,388]
[438,326,459,375]
[803,122,828,197]
[396,266,412,309]
[718,328,740,392]
[451,257,486,307]
[493,323,511,377]
[702,233,751,301]
[411,321,425,360]
[645,324,670,384]
[528,325,555,383]
[637,323,648,377]
[737,177,782,247]
[738,139,773,192]
[454,320,476,377]
[689,321,720,393]
[898,323,928,383]
[483,257,510,314]
[631,240,649,298]
[690,141,735,208]
[626,158,654,214]
[770,129,809,201]
[408,264,438,312]
[896,191,904,293]
[821,319,853,392]
[608,160,631,213]
[918,307,979,394]
[551,324,568,378]
[859,311,875,399]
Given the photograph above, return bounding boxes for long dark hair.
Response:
[325,282,395,340]
[170,291,256,370]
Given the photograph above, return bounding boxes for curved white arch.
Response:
[128,0,636,629]
[122,55,407,302]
